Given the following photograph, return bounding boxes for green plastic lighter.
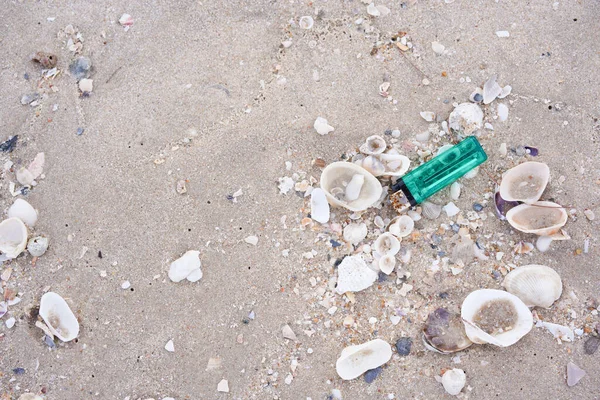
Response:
[390,136,487,213]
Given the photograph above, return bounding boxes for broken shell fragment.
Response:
[441,369,466,396]
[168,250,203,283]
[299,16,314,29]
[499,162,550,203]
[39,292,80,342]
[422,308,473,354]
[320,162,383,212]
[119,13,134,26]
[378,254,396,275]
[388,215,414,238]
[422,201,442,220]
[310,188,330,223]
[373,233,400,256]
[506,201,567,236]
[343,223,368,245]
[0,217,28,259]
[8,198,38,227]
[502,265,562,308]
[335,339,392,380]
[483,75,502,104]
[27,236,49,257]
[359,135,387,155]
[448,103,483,134]
[358,155,386,176]
[378,152,410,177]
[32,51,58,69]
[461,289,533,347]
[335,255,378,294]
[314,117,334,135]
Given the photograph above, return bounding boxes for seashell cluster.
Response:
[335,339,392,380]
[320,162,383,212]
[502,265,562,308]
[354,136,411,178]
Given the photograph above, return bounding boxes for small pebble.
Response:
[76,127,84,136]
[6,317,15,328]
[121,281,131,289]
[395,337,412,356]
[473,93,483,102]
[364,367,382,384]
[13,367,25,375]
[473,203,484,212]
[584,336,600,355]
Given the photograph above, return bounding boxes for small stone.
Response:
[431,41,445,55]
[584,209,595,221]
[69,57,92,80]
[244,235,258,246]
[473,203,484,212]
[121,280,131,290]
[498,103,509,121]
[443,202,460,217]
[566,362,586,386]
[12,367,25,375]
[314,117,334,135]
[217,379,229,393]
[6,317,16,329]
[496,30,510,38]
[33,52,58,69]
[21,93,39,105]
[76,127,85,136]
[119,13,134,26]
[395,337,412,356]
[78,78,93,93]
[364,367,382,383]
[165,339,175,352]
[584,336,600,355]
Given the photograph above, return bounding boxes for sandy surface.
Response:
[1,1,599,399]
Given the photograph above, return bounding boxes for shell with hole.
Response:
[320,162,383,212]
[506,201,567,236]
[39,292,80,342]
[461,289,533,347]
[499,162,550,203]
[389,215,414,238]
[422,308,473,354]
[0,217,28,259]
[502,265,562,308]
[359,135,387,155]
[373,232,400,256]
[335,338,392,380]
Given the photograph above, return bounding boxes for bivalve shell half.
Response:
[499,162,550,203]
[422,308,473,354]
[0,217,28,259]
[358,155,386,176]
[320,162,383,212]
[8,198,38,227]
[378,152,410,177]
[378,254,396,275]
[506,201,567,236]
[461,289,533,347]
[335,339,392,380]
[359,135,387,155]
[39,292,80,342]
[373,232,400,256]
[502,265,562,308]
[389,215,414,238]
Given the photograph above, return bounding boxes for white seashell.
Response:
[345,174,365,201]
[506,201,567,236]
[39,292,80,342]
[536,320,574,342]
[443,202,460,217]
[495,30,510,38]
[366,3,380,16]
[168,250,202,283]
[420,111,436,121]
[407,210,421,221]
[373,232,400,256]
[165,339,175,352]
[18,394,44,400]
[378,153,410,177]
[119,13,134,26]
[359,156,386,176]
[27,236,49,257]
[16,167,35,186]
[513,241,534,254]
[502,265,562,308]
[376,5,390,16]
[389,215,414,238]
[8,198,38,227]
[0,217,28,259]
[335,255,378,294]
[450,182,461,200]
[469,87,483,103]
[320,162,383,212]
[378,254,396,275]
[78,78,93,93]
[422,201,442,219]
[374,215,385,229]
[314,116,334,135]
[499,162,549,203]
[461,289,533,347]
[299,16,314,29]
[343,223,368,245]
[483,75,502,104]
[310,188,330,223]
[415,131,430,142]
[535,235,553,252]
[498,103,508,121]
[448,103,483,134]
[441,369,466,396]
[335,339,392,380]
[498,85,512,98]
[359,135,387,155]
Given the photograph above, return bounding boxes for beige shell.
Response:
[39,292,80,342]
[335,339,392,380]
[506,201,567,236]
[373,232,400,256]
[389,215,414,238]
[0,217,28,259]
[461,289,533,347]
[502,265,562,308]
[359,135,387,155]
[378,254,396,275]
[500,162,550,203]
[378,152,411,177]
[320,162,383,212]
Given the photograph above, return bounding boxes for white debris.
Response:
[442,369,466,395]
[119,13,134,27]
[165,339,175,352]
[6,317,15,329]
[335,255,378,294]
[78,78,93,93]
[497,103,509,121]
[443,202,460,217]
[536,321,574,342]
[217,379,230,393]
[314,117,335,135]
[121,280,131,290]
[284,373,294,384]
[431,41,445,55]
[483,75,502,104]
[398,283,413,297]
[282,324,297,341]
[299,16,314,30]
[420,111,436,122]
[367,3,380,16]
[244,236,259,246]
[310,188,330,223]
[495,31,510,38]
[343,223,368,245]
[278,176,294,194]
[168,250,203,283]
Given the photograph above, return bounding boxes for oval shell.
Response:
[320,162,383,212]
[378,254,396,275]
[506,201,567,236]
[502,265,562,308]
[389,215,414,238]
[39,292,80,342]
[335,339,392,380]
[8,198,38,227]
[373,232,400,256]
[359,135,387,155]
[461,289,533,347]
[0,217,28,259]
[378,153,411,177]
[499,162,550,203]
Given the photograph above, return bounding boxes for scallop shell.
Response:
[461,289,533,347]
[378,153,410,177]
[335,255,378,294]
[499,162,550,203]
[8,198,38,227]
[388,215,414,238]
[373,233,400,256]
[335,339,392,380]
[320,162,383,212]
[422,308,473,354]
[359,135,387,155]
[422,201,442,220]
[0,217,28,259]
[506,201,567,236]
[442,369,466,396]
[502,265,562,308]
[448,103,483,134]
[39,292,80,342]
[378,254,396,275]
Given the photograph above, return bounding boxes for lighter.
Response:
[390,136,487,213]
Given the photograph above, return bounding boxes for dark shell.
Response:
[422,308,472,353]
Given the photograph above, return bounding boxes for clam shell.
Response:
[8,198,38,227]
[499,162,550,203]
[422,308,473,354]
[359,135,387,155]
[442,369,466,396]
[335,255,378,294]
[461,289,533,347]
[373,232,400,256]
[388,215,414,238]
[378,254,396,275]
[506,201,567,236]
[320,162,383,212]
[502,265,562,308]
[335,339,392,380]
[39,292,80,342]
[0,217,28,259]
